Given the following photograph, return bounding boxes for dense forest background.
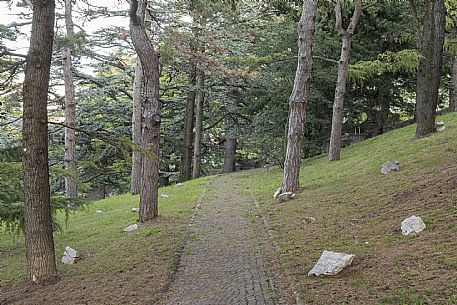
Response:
[1,0,456,221]
[1,0,457,298]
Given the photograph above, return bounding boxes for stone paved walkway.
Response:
[155,174,276,305]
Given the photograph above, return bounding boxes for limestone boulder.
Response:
[123,223,139,232]
[308,250,355,276]
[401,215,426,235]
[381,160,399,175]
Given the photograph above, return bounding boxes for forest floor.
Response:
[2,113,457,305]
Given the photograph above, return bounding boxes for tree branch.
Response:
[409,0,422,48]
[347,0,362,35]
[334,0,346,36]
[0,117,22,127]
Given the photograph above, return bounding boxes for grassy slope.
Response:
[0,176,212,305]
[244,112,457,305]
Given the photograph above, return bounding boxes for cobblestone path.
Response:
[156,174,277,305]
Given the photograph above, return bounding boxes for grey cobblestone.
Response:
[156,175,276,305]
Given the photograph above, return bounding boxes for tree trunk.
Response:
[452,56,457,111]
[328,0,361,161]
[22,0,56,282]
[223,87,239,173]
[180,58,196,182]
[62,0,77,197]
[413,0,446,137]
[192,68,205,179]
[282,0,318,192]
[130,57,143,194]
[328,35,351,161]
[129,0,160,222]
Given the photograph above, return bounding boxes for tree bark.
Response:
[452,56,457,112]
[130,57,143,194]
[129,0,160,222]
[413,0,446,137]
[62,0,77,197]
[223,87,239,173]
[282,0,318,192]
[328,0,362,161]
[22,0,56,282]
[192,68,205,179]
[180,57,196,182]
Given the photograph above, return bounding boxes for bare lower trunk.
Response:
[452,57,457,111]
[63,0,76,197]
[223,87,239,173]
[131,57,143,194]
[282,0,318,192]
[192,68,205,179]
[328,36,351,161]
[414,0,446,137]
[130,0,160,222]
[22,0,57,282]
[180,59,196,181]
[328,0,361,161]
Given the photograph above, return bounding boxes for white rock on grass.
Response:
[123,224,139,232]
[401,215,426,235]
[273,187,283,199]
[276,192,295,203]
[64,246,79,258]
[176,183,184,187]
[303,216,316,224]
[61,255,76,265]
[96,210,103,213]
[381,160,400,175]
[161,194,169,198]
[435,121,445,132]
[61,246,79,265]
[131,208,140,212]
[308,250,355,276]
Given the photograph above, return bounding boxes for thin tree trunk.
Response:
[328,0,362,161]
[223,87,239,173]
[413,0,446,137]
[130,57,143,194]
[129,0,160,222]
[452,56,457,111]
[282,0,318,192]
[192,68,205,179]
[63,0,77,197]
[180,58,196,181]
[22,0,56,282]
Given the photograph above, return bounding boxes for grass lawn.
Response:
[0,176,212,305]
[243,112,457,304]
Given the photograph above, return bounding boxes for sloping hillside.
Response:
[0,177,212,305]
[245,112,457,304]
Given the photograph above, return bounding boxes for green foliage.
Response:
[349,49,422,84]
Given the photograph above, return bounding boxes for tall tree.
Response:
[22,0,57,281]
[180,50,196,181]
[282,0,318,192]
[328,0,362,161]
[451,56,457,111]
[129,0,160,221]
[192,67,205,179]
[130,56,143,195]
[62,0,77,197]
[410,0,446,136]
[222,87,239,173]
